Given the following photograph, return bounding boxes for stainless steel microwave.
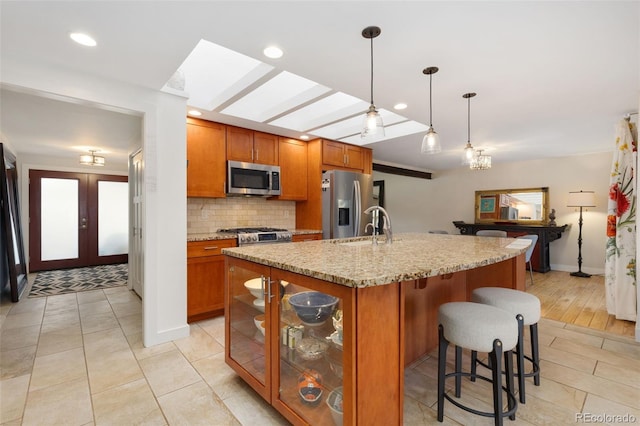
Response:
[227,161,281,196]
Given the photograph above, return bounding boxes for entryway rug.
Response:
[29,263,128,297]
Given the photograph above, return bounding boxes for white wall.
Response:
[374,151,612,275]
[2,56,189,346]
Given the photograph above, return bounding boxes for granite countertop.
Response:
[222,233,530,288]
[187,229,322,243]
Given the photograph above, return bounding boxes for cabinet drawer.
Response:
[187,239,236,257]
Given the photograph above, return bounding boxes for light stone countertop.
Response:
[222,232,530,288]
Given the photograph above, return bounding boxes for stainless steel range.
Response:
[217,227,293,246]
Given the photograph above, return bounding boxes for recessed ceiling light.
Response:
[263,46,283,59]
[188,110,202,116]
[394,103,407,110]
[300,135,309,140]
[70,32,97,47]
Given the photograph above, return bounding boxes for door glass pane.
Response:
[98,181,128,256]
[41,178,78,261]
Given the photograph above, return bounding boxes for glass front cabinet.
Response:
[225,257,354,425]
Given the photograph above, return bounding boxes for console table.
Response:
[453,221,568,273]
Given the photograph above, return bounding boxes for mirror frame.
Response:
[474,187,549,225]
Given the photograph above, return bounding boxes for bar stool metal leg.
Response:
[455,345,462,397]
[489,340,503,426]
[531,323,540,386]
[515,315,526,403]
[437,325,448,422]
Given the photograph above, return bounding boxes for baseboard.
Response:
[550,264,605,276]
[143,323,190,348]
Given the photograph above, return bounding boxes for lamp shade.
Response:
[567,190,596,207]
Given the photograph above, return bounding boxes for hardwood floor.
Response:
[526,270,636,338]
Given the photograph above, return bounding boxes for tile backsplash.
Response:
[187,197,296,234]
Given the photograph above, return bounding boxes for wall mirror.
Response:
[475,187,549,225]
[0,143,28,301]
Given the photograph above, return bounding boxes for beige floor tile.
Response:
[0,345,36,380]
[514,393,582,425]
[76,289,107,305]
[83,327,130,360]
[522,373,586,412]
[2,309,44,330]
[602,337,640,360]
[117,313,142,336]
[551,338,640,371]
[538,343,596,373]
[594,361,640,389]
[174,324,224,363]
[86,348,143,394]
[1,324,41,350]
[104,288,138,304]
[80,311,120,335]
[44,293,78,315]
[92,378,166,425]
[540,360,640,409]
[109,300,141,318]
[36,324,83,357]
[40,309,81,333]
[138,349,202,397]
[404,369,439,407]
[197,316,225,346]
[403,396,460,425]
[22,376,93,426]
[126,332,176,361]
[207,379,286,426]
[0,373,30,423]
[581,393,640,421]
[191,352,247,401]
[539,325,604,348]
[78,300,113,318]
[157,381,239,425]
[30,347,87,392]
[5,297,45,315]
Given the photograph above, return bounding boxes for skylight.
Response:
[164,39,429,144]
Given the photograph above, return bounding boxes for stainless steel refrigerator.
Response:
[322,170,374,239]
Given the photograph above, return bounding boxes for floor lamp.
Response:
[567,190,596,278]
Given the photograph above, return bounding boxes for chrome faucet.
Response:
[364,206,393,244]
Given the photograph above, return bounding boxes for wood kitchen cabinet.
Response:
[226,126,279,166]
[187,238,236,322]
[291,233,322,243]
[322,140,365,172]
[275,137,307,201]
[186,118,227,198]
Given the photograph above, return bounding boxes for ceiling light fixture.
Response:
[79,150,105,166]
[361,26,384,139]
[188,109,202,116]
[300,135,309,140]
[263,46,283,59]
[420,67,441,154]
[462,92,476,165]
[70,32,97,47]
[394,103,407,110]
[470,149,491,171]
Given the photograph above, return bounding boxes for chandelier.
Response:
[79,150,105,166]
[469,149,491,170]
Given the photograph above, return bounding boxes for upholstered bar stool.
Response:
[437,302,519,426]
[471,287,541,404]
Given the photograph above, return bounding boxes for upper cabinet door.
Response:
[276,137,307,200]
[322,140,348,168]
[187,118,227,198]
[344,144,364,171]
[226,126,254,163]
[253,132,279,166]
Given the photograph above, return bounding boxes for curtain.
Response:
[605,119,637,321]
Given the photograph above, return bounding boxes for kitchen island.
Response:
[223,233,529,425]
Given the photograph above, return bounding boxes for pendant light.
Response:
[470,149,492,170]
[421,67,441,154]
[462,92,476,165]
[361,26,384,139]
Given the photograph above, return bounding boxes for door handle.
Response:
[80,217,87,229]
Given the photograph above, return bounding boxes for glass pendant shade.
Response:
[421,127,441,154]
[462,142,475,165]
[361,104,385,138]
[361,26,384,140]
